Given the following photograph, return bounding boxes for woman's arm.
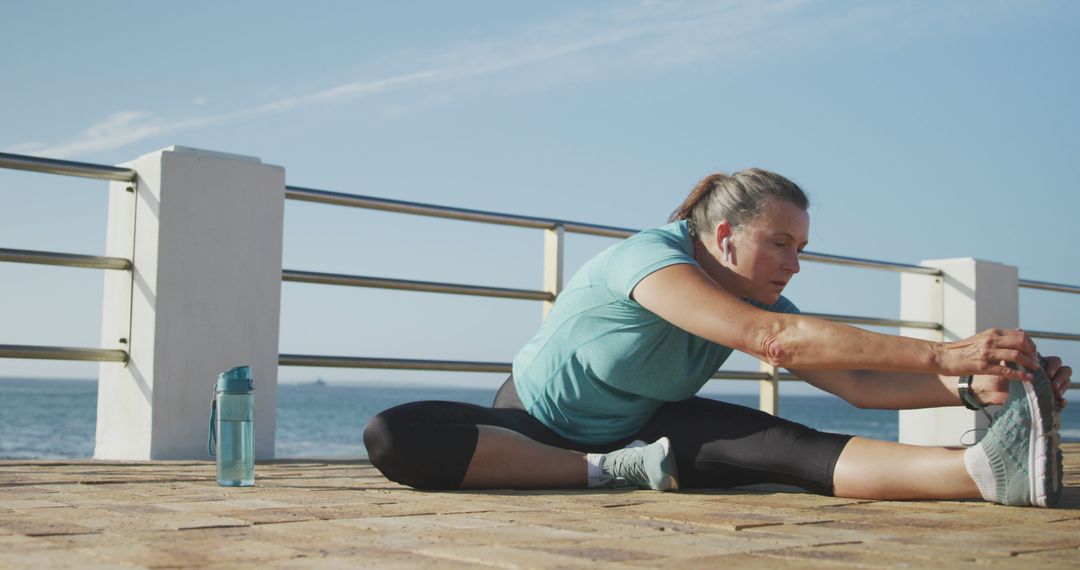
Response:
[631,263,1039,379]
[790,355,1072,410]
[789,368,958,409]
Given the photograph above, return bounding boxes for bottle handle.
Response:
[207,395,217,457]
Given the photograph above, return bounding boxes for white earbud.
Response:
[721,237,731,262]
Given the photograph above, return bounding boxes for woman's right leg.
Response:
[460,425,587,488]
[365,377,685,491]
[364,398,592,490]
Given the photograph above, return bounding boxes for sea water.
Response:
[2,378,1078,459]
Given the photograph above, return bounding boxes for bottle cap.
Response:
[217,365,253,392]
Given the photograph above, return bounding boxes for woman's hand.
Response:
[939,328,1039,380]
[1047,356,1073,407]
[970,354,1072,408]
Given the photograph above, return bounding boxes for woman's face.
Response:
[728,199,809,305]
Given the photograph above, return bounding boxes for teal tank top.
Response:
[512,220,799,444]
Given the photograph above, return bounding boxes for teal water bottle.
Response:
[208,365,255,486]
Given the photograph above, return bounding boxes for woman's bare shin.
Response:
[459,425,588,489]
[832,437,981,500]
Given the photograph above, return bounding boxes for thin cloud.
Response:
[14,111,220,159]
[252,69,443,115]
[6,0,842,159]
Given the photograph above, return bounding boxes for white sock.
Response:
[586,453,611,487]
[963,445,996,502]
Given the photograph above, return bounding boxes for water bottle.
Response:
[208,365,254,486]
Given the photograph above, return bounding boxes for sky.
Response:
[0,0,1077,395]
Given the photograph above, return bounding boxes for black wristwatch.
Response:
[957,375,983,410]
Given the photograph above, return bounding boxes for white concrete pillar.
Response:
[899,258,1018,446]
[96,147,284,460]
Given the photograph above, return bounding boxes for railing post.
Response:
[899,258,1017,446]
[759,360,779,415]
[96,146,285,460]
[542,224,565,319]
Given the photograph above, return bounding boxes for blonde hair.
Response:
[669,169,808,237]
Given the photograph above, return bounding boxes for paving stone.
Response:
[591,530,822,558]
[0,533,56,550]
[739,522,872,545]
[215,508,319,525]
[0,511,100,537]
[465,511,662,541]
[0,548,146,569]
[645,551,859,569]
[610,501,830,530]
[0,499,68,509]
[418,544,642,569]
[155,498,295,512]
[121,539,300,568]
[0,485,55,496]
[879,524,1080,558]
[694,491,868,510]
[0,444,1076,568]
[1004,547,1080,568]
[253,517,463,557]
[261,551,476,570]
[754,541,971,569]
[59,506,251,533]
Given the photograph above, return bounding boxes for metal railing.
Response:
[0,152,133,364]
[277,185,1080,402]
[285,186,638,239]
[1018,279,1080,342]
[1020,279,1080,295]
[276,353,805,382]
[0,151,135,182]
[0,344,127,363]
[282,269,553,302]
[0,247,131,271]
[279,186,955,392]
[2,150,1077,390]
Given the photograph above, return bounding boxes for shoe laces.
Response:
[605,448,649,486]
[959,394,996,447]
[960,428,987,447]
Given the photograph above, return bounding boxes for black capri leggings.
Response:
[364,377,852,495]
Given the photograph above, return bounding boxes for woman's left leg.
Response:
[831,438,979,499]
[634,396,980,498]
[838,364,1063,505]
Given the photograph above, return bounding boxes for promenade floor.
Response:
[2,444,1078,569]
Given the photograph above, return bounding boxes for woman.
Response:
[364,169,1072,507]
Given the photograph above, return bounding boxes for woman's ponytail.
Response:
[670,169,808,238]
[668,173,728,236]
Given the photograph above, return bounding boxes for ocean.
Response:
[1,378,1077,459]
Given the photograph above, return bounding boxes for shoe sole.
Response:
[1024,366,1061,507]
[654,437,680,492]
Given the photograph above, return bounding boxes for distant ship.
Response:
[311,378,327,387]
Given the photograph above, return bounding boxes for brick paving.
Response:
[1,444,1078,568]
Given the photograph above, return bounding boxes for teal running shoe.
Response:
[965,363,1063,507]
[602,437,679,491]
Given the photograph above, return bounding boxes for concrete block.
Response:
[97,146,284,460]
[900,258,1018,446]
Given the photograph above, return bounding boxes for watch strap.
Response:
[958,375,995,425]
[957,375,981,411]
